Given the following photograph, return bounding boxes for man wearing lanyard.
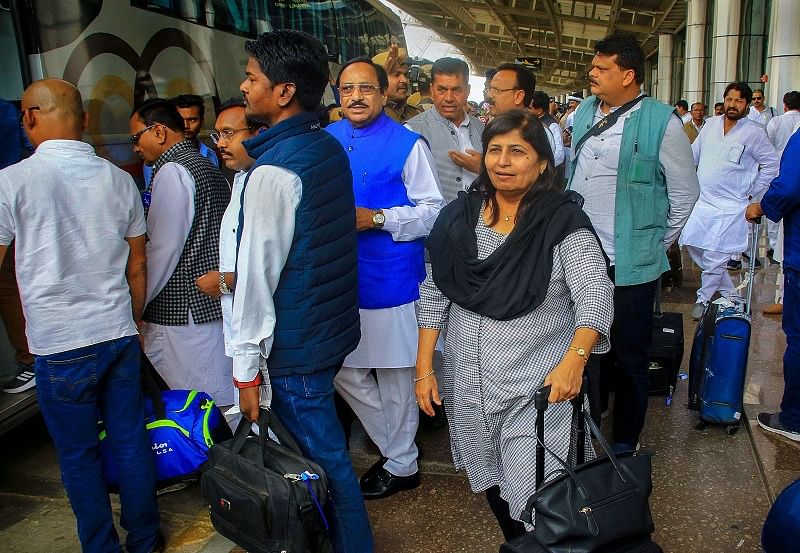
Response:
[568,32,699,452]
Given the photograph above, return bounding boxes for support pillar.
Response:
[683,0,708,105]
[657,34,673,103]
[766,0,800,109]
[710,0,741,104]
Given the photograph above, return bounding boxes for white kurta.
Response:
[679,115,780,254]
[342,139,444,369]
[219,170,245,357]
[143,162,233,406]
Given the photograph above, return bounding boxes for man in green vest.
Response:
[568,33,699,453]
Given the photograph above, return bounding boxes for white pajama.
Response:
[334,366,419,476]
[686,246,737,304]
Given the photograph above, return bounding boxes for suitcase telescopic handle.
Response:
[745,218,761,315]
[533,377,588,486]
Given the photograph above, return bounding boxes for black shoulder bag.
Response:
[201,408,333,553]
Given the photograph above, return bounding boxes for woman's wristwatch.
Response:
[219,272,232,295]
[568,346,588,364]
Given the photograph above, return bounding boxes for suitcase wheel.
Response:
[725,425,739,436]
[695,420,707,430]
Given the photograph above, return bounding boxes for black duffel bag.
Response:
[200,408,333,553]
[510,383,657,553]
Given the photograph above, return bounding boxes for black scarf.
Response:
[426,188,602,321]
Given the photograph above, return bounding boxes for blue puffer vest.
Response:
[326,112,426,308]
[239,112,360,376]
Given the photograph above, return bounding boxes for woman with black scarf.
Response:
[415,110,614,541]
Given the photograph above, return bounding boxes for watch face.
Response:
[373,212,386,224]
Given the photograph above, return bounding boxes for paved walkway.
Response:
[0,253,797,552]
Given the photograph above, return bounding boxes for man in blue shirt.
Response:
[746,128,800,442]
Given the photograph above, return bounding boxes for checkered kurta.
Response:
[419,212,614,521]
[144,141,229,325]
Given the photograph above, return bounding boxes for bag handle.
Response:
[523,382,631,523]
[228,407,304,463]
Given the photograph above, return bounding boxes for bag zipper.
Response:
[579,487,639,535]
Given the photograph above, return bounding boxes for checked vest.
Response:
[144,140,228,325]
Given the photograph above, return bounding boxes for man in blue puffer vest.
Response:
[326,58,443,500]
[231,31,372,552]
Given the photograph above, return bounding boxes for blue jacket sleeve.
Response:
[761,131,800,223]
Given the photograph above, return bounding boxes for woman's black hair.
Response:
[470,110,558,226]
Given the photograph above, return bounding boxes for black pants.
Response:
[586,270,658,447]
[486,485,527,541]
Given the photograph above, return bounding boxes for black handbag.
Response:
[518,383,656,553]
[200,408,333,553]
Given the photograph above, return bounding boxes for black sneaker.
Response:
[3,365,35,393]
[757,412,800,442]
[727,259,742,271]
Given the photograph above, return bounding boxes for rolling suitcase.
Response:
[696,221,759,434]
[687,302,719,410]
[648,282,684,404]
[500,383,661,553]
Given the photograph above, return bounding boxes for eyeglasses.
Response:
[129,124,159,145]
[210,128,251,144]
[19,106,40,122]
[339,83,379,96]
[484,86,518,96]
[752,96,763,101]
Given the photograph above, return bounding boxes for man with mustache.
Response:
[406,56,484,203]
[195,99,260,403]
[568,33,699,453]
[326,57,443,500]
[373,45,421,123]
[680,82,779,320]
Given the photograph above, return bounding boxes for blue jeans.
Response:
[271,367,373,553]
[781,268,800,431]
[35,335,160,553]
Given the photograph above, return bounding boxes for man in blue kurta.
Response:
[326,57,443,500]
[746,128,800,443]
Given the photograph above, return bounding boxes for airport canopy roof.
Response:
[391,0,686,93]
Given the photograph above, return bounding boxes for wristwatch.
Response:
[219,272,232,295]
[372,210,385,229]
[568,346,588,363]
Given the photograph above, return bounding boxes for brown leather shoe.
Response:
[763,303,783,315]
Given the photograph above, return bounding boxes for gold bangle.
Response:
[414,370,435,383]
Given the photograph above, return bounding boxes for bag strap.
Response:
[572,95,646,159]
[140,353,167,420]
[228,407,305,460]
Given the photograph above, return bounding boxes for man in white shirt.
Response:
[195,98,259,357]
[129,99,233,412]
[569,33,699,452]
[233,31,372,552]
[0,79,161,552]
[747,88,777,126]
[675,100,692,124]
[326,58,443,500]
[529,90,566,184]
[680,82,780,320]
[406,56,484,203]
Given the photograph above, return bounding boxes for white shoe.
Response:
[691,302,706,321]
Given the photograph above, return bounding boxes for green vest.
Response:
[568,96,675,286]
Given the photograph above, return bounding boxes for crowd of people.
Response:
[1,25,799,553]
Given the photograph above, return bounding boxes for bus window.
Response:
[0,8,25,101]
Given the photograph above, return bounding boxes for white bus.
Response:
[0,0,404,432]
